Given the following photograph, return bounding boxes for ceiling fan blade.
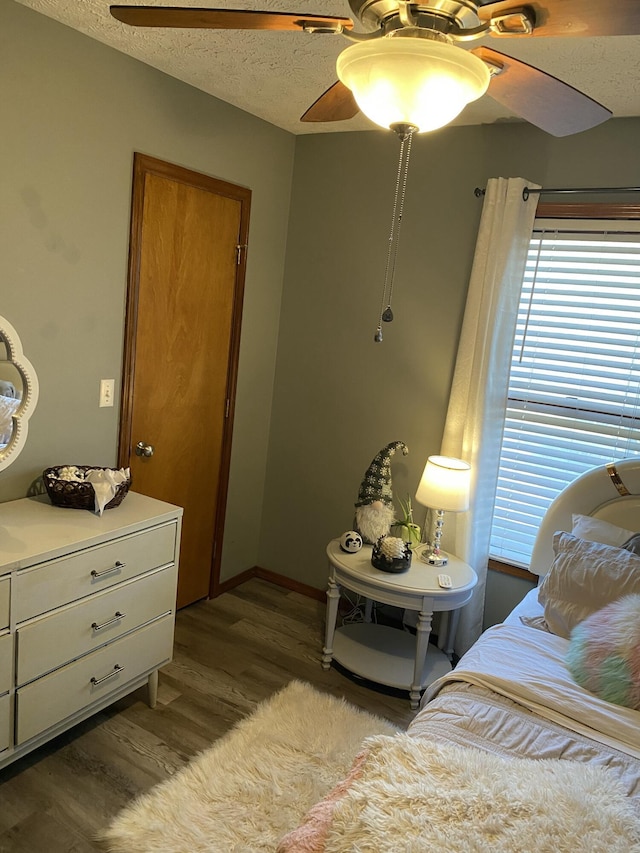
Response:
[479,0,640,38]
[109,6,353,32]
[472,46,611,137]
[301,82,359,123]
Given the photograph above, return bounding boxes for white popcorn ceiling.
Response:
[16,0,640,135]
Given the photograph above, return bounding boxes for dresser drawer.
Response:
[14,522,177,622]
[16,566,177,686]
[0,693,9,753]
[0,577,9,630]
[0,633,12,695]
[16,614,174,745]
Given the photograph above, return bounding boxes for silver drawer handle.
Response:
[91,560,126,579]
[91,611,126,632]
[90,663,125,686]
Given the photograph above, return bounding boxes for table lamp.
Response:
[415,455,471,566]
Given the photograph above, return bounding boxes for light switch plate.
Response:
[99,378,115,407]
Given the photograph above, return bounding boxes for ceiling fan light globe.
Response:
[336,38,490,132]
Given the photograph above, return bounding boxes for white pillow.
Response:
[571,513,636,547]
[538,532,640,638]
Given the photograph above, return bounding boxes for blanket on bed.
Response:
[410,681,640,804]
[425,623,640,759]
[277,734,640,853]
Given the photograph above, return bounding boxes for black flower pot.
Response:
[371,537,412,573]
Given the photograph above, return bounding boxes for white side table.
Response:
[322,540,477,709]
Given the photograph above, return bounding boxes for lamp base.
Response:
[418,546,449,567]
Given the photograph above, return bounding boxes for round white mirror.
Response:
[0,316,39,472]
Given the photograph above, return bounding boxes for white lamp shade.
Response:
[336,38,490,133]
[415,455,471,512]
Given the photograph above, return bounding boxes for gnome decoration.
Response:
[354,441,408,544]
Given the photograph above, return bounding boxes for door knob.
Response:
[135,441,154,458]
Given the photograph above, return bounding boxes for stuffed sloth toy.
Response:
[354,441,408,544]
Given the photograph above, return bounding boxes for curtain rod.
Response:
[473,185,640,201]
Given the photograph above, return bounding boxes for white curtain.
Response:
[440,176,540,655]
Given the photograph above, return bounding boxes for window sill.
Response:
[488,559,538,582]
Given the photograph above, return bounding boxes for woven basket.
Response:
[43,466,131,510]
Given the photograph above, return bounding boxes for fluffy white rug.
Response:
[279,734,640,853]
[99,680,397,853]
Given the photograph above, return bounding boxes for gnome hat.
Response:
[355,441,408,508]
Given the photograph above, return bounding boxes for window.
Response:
[490,208,640,568]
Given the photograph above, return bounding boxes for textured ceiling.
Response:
[16,0,640,135]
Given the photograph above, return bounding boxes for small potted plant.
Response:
[392,495,421,549]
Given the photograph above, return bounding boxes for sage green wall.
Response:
[0,1,294,580]
[259,116,640,622]
[483,570,537,630]
[258,128,484,588]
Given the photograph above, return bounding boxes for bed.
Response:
[278,458,640,851]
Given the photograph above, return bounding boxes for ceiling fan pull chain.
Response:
[380,134,406,312]
[375,129,414,343]
[386,130,413,315]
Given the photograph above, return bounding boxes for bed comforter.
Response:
[412,623,640,803]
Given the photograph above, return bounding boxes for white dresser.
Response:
[0,491,182,768]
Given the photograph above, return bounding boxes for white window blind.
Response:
[490,218,640,567]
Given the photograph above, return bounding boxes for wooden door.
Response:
[119,154,250,608]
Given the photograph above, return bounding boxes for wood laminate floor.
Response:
[0,579,417,852]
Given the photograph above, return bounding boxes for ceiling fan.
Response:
[109,1,640,136]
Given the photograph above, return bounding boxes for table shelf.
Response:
[333,623,452,691]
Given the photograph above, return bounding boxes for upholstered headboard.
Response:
[528,458,640,576]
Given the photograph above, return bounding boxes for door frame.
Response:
[118,152,251,599]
